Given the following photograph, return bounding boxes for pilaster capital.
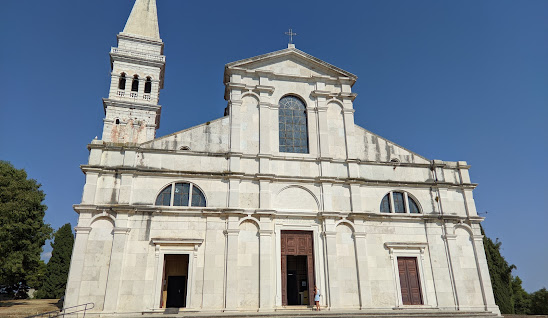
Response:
[321,231,337,238]
[353,232,367,239]
[224,229,240,236]
[259,229,274,236]
[74,226,92,234]
[338,92,358,101]
[113,227,131,235]
[253,85,275,94]
[316,107,328,112]
[472,235,484,241]
[443,234,457,241]
[311,90,331,98]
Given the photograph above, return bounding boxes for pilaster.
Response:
[64,226,92,309]
[322,228,338,309]
[316,103,330,158]
[471,235,500,315]
[443,233,461,310]
[103,226,131,311]
[258,217,274,310]
[224,216,240,311]
[353,230,371,309]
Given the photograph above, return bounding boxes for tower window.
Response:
[118,73,126,90]
[131,75,139,92]
[278,95,309,154]
[115,118,120,125]
[144,77,152,94]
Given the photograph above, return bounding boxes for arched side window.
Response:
[118,73,126,90]
[144,76,152,94]
[380,191,421,214]
[279,95,309,153]
[131,75,139,92]
[155,182,206,207]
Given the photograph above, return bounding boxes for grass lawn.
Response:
[0,299,60,318]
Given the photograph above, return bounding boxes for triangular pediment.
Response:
[225,48,357,80]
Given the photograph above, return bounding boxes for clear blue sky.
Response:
[1,1,546,292]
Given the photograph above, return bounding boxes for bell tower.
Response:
[102,0,165,143]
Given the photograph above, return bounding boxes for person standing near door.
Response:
[314,286,320,311]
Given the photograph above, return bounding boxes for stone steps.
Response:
[130,309,500,318]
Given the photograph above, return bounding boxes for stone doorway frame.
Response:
[151,238,203,311]
[384,242,432,308]
[275,224,325,308]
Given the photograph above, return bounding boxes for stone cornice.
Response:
[110,48,165,68]
[338,92,358,101]
[151,238,203,246]
[228,67,348,86]
[72,204,485,224]
[102,98,161,114]
[117,33,164,46]
[384,242,428,250]
[79,164,477,189]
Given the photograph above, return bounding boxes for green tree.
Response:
[37,223,74,299]
[0,161,52,298]
[529,288,548,314]
[481,225,515,314]
[511,276,531,314]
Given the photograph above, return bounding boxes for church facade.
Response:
[64,0,500,316]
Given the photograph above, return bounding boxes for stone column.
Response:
[224,216,240,311]
[259,217,274,310]
[472,235,500,315]
[64,226,91,309]
[103,227,130,312]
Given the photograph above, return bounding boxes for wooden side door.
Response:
[397,257,423,305]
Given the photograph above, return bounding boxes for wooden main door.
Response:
[281,231,315,306]
[397,257,423,305]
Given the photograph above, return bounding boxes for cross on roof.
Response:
[285,28,297,44]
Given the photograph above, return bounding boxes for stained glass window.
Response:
[155,184,172,206]
[191,186,206,207]
[380,191,421,214]
[393,192,405,213]
[408,196,420,213]
[380,194,391,213]
[155,182,206,207]
[173,183,190,206]
[279,96,309,153]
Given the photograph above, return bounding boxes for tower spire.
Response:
[100,0,166,144]
[122,0,160,40]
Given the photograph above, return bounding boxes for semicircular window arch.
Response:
[155,182,206,207]
[279,95,309,154]
[380,191,421,214]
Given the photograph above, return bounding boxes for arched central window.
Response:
[380,191,421,214]
[155,182,206,207]
[279,95,309,153]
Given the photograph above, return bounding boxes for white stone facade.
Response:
[64,0,500,316]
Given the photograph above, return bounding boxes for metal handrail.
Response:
[26,302,94,318]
